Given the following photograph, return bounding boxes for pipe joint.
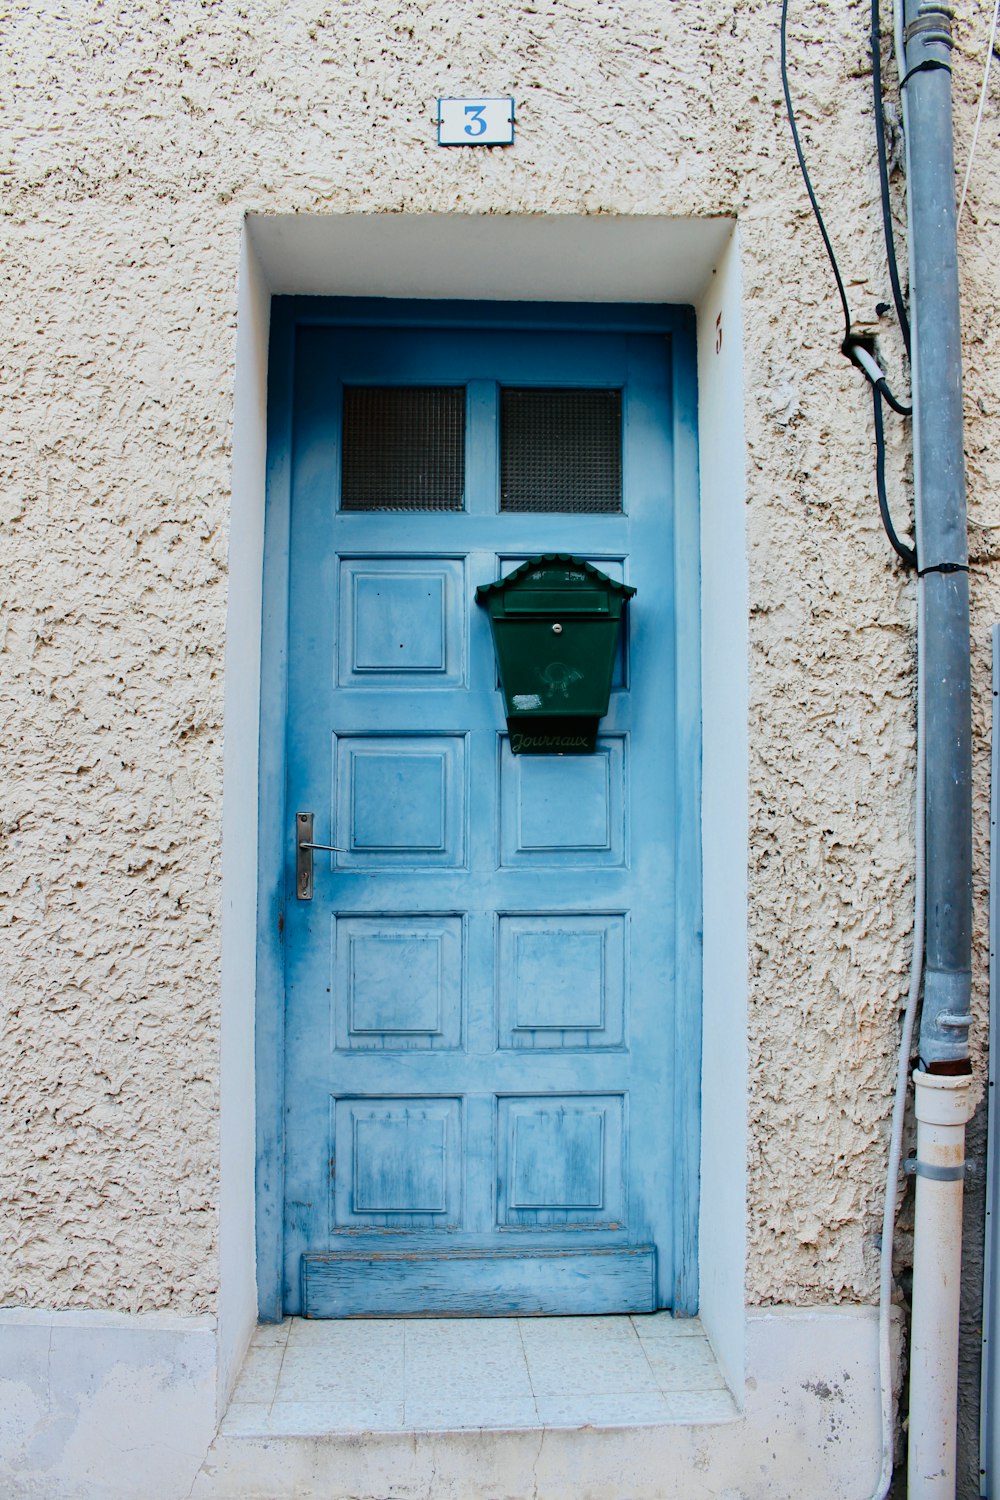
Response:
[912,1068,976,1126]
[918,968,972,1067]
[905,5,955,49]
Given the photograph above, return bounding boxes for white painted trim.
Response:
[222,212,749,1400]
[694,227,749,1390]
[217,227,271,1411]
[248,212,733,306]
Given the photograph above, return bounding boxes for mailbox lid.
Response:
[475,554,636,618]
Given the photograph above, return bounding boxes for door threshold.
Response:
[221,1312,736,1436]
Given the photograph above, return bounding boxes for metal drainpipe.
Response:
[901,4,974,1496]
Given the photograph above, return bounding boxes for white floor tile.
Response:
[266,1397,405,1434]
[275,1330,404,1403]
[629,1312,704,1339]
[404,1315,523,1354]
[250,1318,292,1348]
[405,1361,533,1403]
[225,1316,733,1437]
[402,1395,541,1431]
[275,1365,402,1404]
[220,1401,272,1436]
[534,1390,673,1427]
[661,1388,740,1422]
[519,1314,637,1344]
[229,1344,284,1404]
[404,1317,532,1402]
[287,1316,402,1354]
[639,1337,727,1393]
[522,1331,654,1396]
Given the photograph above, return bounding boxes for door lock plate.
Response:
[296,813,315,900]
[295,813,345,900]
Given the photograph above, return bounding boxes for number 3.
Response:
[464,104,487,137]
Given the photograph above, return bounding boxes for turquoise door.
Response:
[266,303,700,1318]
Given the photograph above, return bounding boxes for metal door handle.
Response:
[296,812,346,900]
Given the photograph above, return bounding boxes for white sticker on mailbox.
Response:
[437,97,514,146]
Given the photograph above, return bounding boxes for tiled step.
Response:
[191,1313,738,1499]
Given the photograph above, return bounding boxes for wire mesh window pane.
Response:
[500,389,623,513]
[341,387,465,511]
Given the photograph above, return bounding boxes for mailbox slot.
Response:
[504,589,610,613]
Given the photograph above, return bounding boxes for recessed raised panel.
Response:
[333,915,463,1050]
[355,753,444,848]
[338,558,466,687]
[334,735,466,868]
[498,914,626,1049]
[333,1097,462,1230]
[500,738,625,867]
[517,930,603,1026]
[356,574,445,670]
[497,1095,625,1229]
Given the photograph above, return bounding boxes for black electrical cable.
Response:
[782,0,917,566]
[876,377,912,418]
[780,0,853,344]
[873,384,918,567]
[871,0,911,358]
[781,0,909,405]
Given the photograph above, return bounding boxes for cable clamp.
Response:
[916,561,969,577]
[903,1158,965,1182]
[900,58,952,87]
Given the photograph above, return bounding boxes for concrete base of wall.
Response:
[0,1309,217,1500]
[0,1305,892,1500]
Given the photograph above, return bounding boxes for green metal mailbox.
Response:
[475,554,636,754]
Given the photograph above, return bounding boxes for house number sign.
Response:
[437,97,514,146]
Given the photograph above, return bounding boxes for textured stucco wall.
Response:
[1,0,998,1317]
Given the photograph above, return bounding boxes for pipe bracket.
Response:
[904,1158,965,1182]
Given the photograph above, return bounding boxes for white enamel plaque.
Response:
[437,97,514,146]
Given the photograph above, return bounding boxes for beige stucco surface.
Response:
[1,0,998,1315]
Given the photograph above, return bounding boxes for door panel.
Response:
[281,319,681,1316]
[338,557,467,686]
[497,912,626,1049]
[333,914,464,1051]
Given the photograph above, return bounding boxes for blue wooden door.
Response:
[279,312,689,1317]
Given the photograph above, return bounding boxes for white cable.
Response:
[894,0,907,133]
[870,576,926,1500]
[868,16,920,1495]
[957,0,1000,229]
[852,345,889,386]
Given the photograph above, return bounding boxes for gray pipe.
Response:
[903,1,972,1069]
